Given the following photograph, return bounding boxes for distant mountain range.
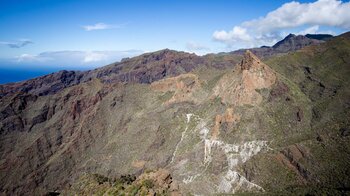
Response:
[1,32,349,195]
[229,33,333,58]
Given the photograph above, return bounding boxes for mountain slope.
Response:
[0,49,240,97]
[0,32,349,195]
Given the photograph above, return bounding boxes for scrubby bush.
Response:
[141,179,154,189]
[92,173,110,184]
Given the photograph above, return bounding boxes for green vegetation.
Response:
[157,91,174,102]
[141,179,154,189]
[65,171,174,195]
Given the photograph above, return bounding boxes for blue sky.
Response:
[0,0,349,83]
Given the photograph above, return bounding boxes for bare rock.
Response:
[213,50,276,106]
[151,73,201,105]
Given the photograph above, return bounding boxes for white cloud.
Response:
[82,23,120,31]
[0,39,33,48]
[16,54,49,62]
[83,52,108,63]
[213,0,350,48]
[244,0,350,33]
[186,41,210,54]
[295,25,336,35]
[12,50,143,67]
[213,26,251,43]
[297,25,320,35]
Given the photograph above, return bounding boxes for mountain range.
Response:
[0,32,349,195]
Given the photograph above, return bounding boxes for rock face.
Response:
[211,108,240,140]
[0,32,350,195]
[151,73,201,105]
[213,50,276,106]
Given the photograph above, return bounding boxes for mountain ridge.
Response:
[0,33,332,98]
[229,33,333,58]
[0,32,349,195]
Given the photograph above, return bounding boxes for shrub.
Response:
[141,179,154,189]
[92,173,109,185]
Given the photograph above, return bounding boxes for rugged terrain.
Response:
[229,33,333,59]
[0,33,349,195]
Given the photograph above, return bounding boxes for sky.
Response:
[0,0,350,83]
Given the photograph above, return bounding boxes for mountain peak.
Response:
[272,33,324,52]
[230,33,333,59]
[286,33,296,38]
[240,50,262,70]
[216,49,276,106]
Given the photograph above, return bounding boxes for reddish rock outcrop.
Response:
[211,107,240,139]
[213,50,276,106]
[151,73,201,105]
